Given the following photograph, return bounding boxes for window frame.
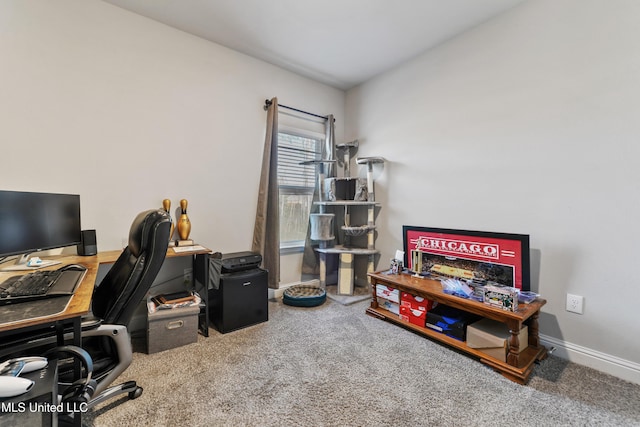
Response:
[277,125,325,254]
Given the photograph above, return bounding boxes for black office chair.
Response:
[57,208,171,407]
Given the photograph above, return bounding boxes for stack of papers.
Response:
[172,245,208,253]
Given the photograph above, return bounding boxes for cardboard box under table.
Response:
[147,304,200,354]
[466,318,529,362]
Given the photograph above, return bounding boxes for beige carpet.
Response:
[84,298,640,427]
[325,284,371,305]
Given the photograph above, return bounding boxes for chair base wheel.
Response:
[129,386,143,399]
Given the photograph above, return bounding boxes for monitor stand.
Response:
[0,254,61,272]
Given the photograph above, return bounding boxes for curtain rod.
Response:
[264,99,329,121]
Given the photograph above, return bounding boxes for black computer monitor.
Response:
[0,190,81,270]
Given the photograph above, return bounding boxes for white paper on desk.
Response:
[394,250,404,261]
[172,245,207,253]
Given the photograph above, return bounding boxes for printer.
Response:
[220,251,262,273]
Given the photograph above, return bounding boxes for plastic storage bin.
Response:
[147,305,200,354]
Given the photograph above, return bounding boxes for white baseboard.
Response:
[540,334,640,385]
[269,279,320,300]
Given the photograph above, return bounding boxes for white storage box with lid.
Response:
[147,305,200,354]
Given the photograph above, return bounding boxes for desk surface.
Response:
[97,245,212,264]
[0,246,212,333]
[0,255,98,333]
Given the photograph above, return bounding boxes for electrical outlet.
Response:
[183,268,193,285]
[566,293,584,314]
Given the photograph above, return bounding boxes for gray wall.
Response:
[0,0,344,286]
[346,0,640,383]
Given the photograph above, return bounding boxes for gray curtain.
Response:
[301,115,336,278]
[322,114,336,178]
[252,97,280,288]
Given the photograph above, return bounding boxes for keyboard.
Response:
[0,265,87,306]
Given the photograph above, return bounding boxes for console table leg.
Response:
[370,280,378,308]
[528,311,541,348]
[506,320,521,367]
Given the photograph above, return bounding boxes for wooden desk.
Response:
[367,271,548,384]
[97,246,213,336]
[96,245,212,264]
[0,245,212,344]
[0,255,98,340]
[0,256,97,427]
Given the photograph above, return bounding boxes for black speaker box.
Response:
[77,229,97,256]
[208,268,268,333]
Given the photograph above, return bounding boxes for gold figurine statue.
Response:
[162,199,174,241]
[177,199,191,241]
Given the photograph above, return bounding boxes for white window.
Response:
[278,128,323,252]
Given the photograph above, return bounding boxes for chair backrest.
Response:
[91,209,171,325]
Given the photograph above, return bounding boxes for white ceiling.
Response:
[101,0,525,90]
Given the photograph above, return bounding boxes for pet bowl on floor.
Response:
[283,285,326,307]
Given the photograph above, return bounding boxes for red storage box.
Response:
[399,305,427,327]
[400,292,434,312]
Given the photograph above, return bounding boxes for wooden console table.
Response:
[367,271,547,384]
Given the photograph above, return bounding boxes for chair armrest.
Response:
[81,314,103,331]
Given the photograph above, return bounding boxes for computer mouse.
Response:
[14,356,48,374]
[0,376,34,397]
[0,357,47,376]
[0,360,25,376]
